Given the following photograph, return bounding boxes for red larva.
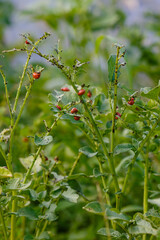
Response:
[25,40,30,44]
[87,90,92,98]
[23,137,29,142]
[56,105,61,110]
[116,112,121,117]
[61,87,70,91]
[74,116,80,121]
[71,108,78,114]
[33,72,41,79]
[78,89,85,96]
[128,100,134,105]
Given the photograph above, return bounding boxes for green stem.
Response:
[98,159,111,206]
[12,33,49,114]
[23,115,62,184]
[110,46,121,210]
[0,69,13,120]
[143,142,149,240]
[122,120,158,194]
[69,152,82,176]
[31,49,120,205]
[10,191,16,240]
[0,145,13,173]
[13,78,34,132]
[0,207,8,240]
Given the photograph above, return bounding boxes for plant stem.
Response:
[13,78,34,132]
[110,46,121,210]
[122,120,158,194]
[23,114,62,184]
[69,152,82,176]
[0,207,8,240]
[31,49,120,206]
[143,142,149,240]
[12,34,49,114]
[10,191,16,240]
[0,69,13,120]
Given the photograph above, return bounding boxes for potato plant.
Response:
[0,33,160,240]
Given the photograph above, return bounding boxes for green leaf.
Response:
[61,114,83,126]
[146,208,160,219]
[43,204,57,222]
[108,55,121,82]
[24,234,34,240]
[48,90,64,104]
[140,83,160,102]
[83,201,103,215]
[122,205,143,213]
[20,155,42,173]
[0,167,12,178]
[62,187,79,203]
[50,189,62,199]
[93,168,108,178]
[17,207,39,220]
[148,198,160,207]
[67,173,87,180]
[34,135,53,146]
[79,146,98,158]
[94,94,109,113]
[128,219,157,235]
[37,231,50,240]
[106,208,131,221]
[97,228,128,239]
[108,55,116,82]
[114,143,135,155]
[116,155,134,176]
[95,35,105,53]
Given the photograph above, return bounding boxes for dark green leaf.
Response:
[83,201,103,215]
[17,207,39,220]
[108,55,116,82]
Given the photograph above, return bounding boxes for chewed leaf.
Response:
[20,155,42,173]
[97,228,128,239]
[0,167,12,178]
[62,187,79,203]
[128,219,157,235]
[34,135,53,146]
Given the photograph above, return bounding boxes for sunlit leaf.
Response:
[20,155,42,173]
[0,167,12,178]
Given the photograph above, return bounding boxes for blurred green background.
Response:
[0,0,160,239]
